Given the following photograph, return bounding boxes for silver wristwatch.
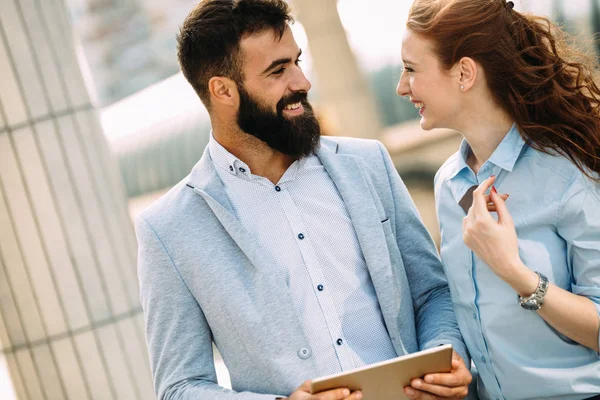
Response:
[518,271,549,311]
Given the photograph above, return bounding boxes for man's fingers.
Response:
[343,391,363,400]
[411,378,468,399]
[315,387,351,399]
[314,388,364,400]
[404,386,438,400]
[422,369,470,388]
[298,380,312,392]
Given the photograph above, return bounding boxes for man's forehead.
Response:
[240,27,299,69]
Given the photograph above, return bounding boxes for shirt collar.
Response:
[448,123,526,180]
[208,131,312,182]
[487,123,526,172]
[208,132,251,177]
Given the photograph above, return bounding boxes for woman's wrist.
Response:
[503,261,539,296]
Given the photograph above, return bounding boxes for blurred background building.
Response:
[1,0,599,398]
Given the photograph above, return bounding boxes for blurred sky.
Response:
[100,0,599,141]
[333,0,593,72]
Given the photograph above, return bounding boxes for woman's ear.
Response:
[457,57,477,92]
[208,76,239,107]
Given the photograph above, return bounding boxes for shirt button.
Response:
[481,356,487,363]
[472,312,477,319]
[336,338,343,346]
[238,167,246,173]
[317,284,324,291]
[297,347,311,359]
[298,233,305,240]
[229,165,234,172]
[275,185,281,192]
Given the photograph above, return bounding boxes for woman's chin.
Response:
[419,117,434,131]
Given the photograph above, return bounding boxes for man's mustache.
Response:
[277,91,309,113]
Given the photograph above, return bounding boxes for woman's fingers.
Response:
[484,193,509,204]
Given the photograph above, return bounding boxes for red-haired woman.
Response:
[397,0,600,399]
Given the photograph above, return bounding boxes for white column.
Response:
[0,0,154,399]
[292,0,382,138]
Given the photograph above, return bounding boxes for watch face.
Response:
[521,299,541,310]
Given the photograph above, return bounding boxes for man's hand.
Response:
[404,351,471,400]
[285,380,362,400]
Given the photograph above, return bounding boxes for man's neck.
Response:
[212,124,296,184]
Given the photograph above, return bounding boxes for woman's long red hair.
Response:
[408,0,600,181]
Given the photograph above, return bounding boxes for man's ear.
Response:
[456,57,477,92]
[208,76,239,107]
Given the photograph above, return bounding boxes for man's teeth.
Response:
[285,102,301,110]
[414,102,424,109]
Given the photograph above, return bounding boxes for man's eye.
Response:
[295,58,302,66]
[272,68,285,76]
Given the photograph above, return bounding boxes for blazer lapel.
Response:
[187,150,313,373]
[317,144,402,343]
[187,149,283,279]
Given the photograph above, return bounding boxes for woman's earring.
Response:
[460,85,465,90]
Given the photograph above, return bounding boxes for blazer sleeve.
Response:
[135,216,279,400]
[375,141,469,364]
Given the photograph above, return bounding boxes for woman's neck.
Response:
[456,107,514,174]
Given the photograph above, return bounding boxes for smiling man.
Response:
[135,1,471,399]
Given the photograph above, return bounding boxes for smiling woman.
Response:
[397,0,600,399]
[396,29,461,131]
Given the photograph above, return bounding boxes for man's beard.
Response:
[236,85,321,158]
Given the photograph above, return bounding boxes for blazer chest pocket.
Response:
[381,218,393,236]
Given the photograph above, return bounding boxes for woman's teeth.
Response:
[285,102,301,110]
[414,102,424,109]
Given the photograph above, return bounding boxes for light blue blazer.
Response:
[136,136,467,399]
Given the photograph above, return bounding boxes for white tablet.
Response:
[310,344,453,400]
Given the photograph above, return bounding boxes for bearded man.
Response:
[135,1,471,399]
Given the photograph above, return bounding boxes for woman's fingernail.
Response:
[424,375,434,383]
[343,389,350,396]
[355,391,363,400]
[413,380,422,388]
[492,186,497,194]
[406,387,415,397]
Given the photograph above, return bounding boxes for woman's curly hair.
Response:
[408,0,600,182]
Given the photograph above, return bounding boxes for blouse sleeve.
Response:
[556,173,600,352]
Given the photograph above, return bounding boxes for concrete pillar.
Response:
[291,0,382,138]
[0,0,154,399]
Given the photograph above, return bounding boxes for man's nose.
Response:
[289,67,311,93]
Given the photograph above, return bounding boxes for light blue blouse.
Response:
[434,124,600,400]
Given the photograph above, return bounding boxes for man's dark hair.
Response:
[177,0,294,107]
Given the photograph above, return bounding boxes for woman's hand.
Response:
[462,175,536,292]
